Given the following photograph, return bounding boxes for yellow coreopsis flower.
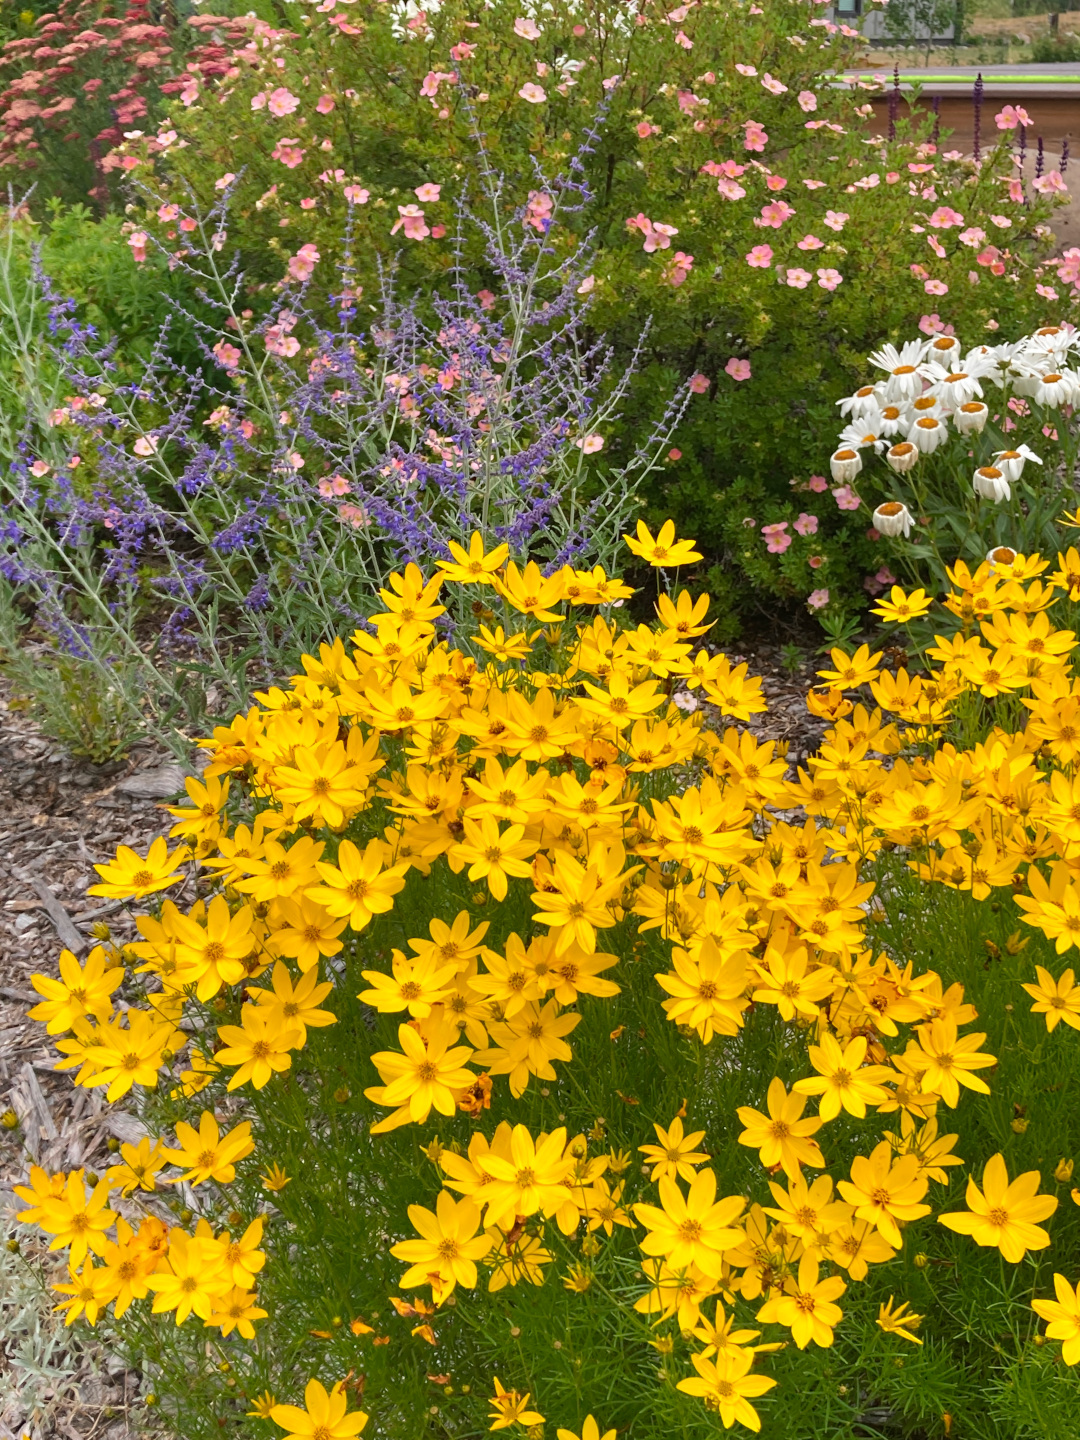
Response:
[247,960,338,1044]
[623,519,703,567]
[488,1379,544,1431]
[166,773,231,841]
[877,1296,925,1344]
[451,816,538,901]
[270,1380,368,1440]
[676,1348,776,1431]
[837,1140,931,1249]
[309,838,408,932]
[147,1230,231,1325]
[53,1258,112,1326]
[638,1116,711,1183]
[793,1033,892,1122]
[365,1016,476,1132]
[1032,1274,1080,1365]
[391,1191,492,1301]
[360,949,459,1017]
[557,1416,616,1440]
[756,1254,846,1349]
[106,1136,167,1196]
[905,1016,996,1107]
[939,1153,1058,1262]
[633,1169,745,1280]
[439,532,510,584]
[474,1124,574,1229]
[737,1077,825,1180]
[1021,965,1080,1031]
[29,946,124,1034]
[80,1009,183,1102]
[216,1005,301,1091]
[207,1287,267,1339]
[161,1111,255,1186]
[88,836,189,900]
[870,585,934,625]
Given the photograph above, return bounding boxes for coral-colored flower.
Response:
[725,357,751,381]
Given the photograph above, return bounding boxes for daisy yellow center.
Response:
[132,870,155,887]
[989,1206,1009,1227]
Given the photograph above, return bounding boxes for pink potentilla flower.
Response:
[817,267,843,291]
[478,286,499,307]
[761,521,792,553]
[746,243,773,268]
[976,245,1001,268]
[674,29,693,47]
[431,224,446,239]
[663,252,694,286]
[761,73,787,95]
[807,474,828,493]
[299,198,316,211]
[928,235,947,259]
[250,92,267,111]
[287,243,321,282]
[514,16,541,38]
[928,206,964,228]
[743,120,768,152]
[1034,169,1068,195]
[1008,178,1025,203]
[689,372,710,393]
[808,554,824,568]
[636,120,655,138]
[318,478,336,497]
[127,230,148,262]
[271,139,306,168]
[958,226,986,247]
[725,357,752,381]
[519,82,546,102]
[157,203,178,221]
[797,89,817,112]
[717,177,746,200]
[415,182,441,202]
[807,588,829,610]
[925,278,949,295]
[677,89,705,112]
[450,40,475,59]
[29,459,50,477]
[797,234,824,250]
[785,267,812,289]
[1037,283,1060,300]
[267,86,300,117]
[391,204,429,240]
[288,451,304,470]
[908,163,934,175]
[343,186,370,204]
[68,456,81,469]
[212,339,242,370]
[823,209,848,231]
[337,504,371,529]
[668,448,682,461]
[803,179,827,189]
[794,512,818,536]
[701,71,716,84]
[875,566,897,586]
[989,214,1012,228]
[716,160,747,178]
[133,435,158,456]
[755,199,795,228]
[736,63,757,75]
[577,433,605,453]
[995,104,1032,130]
[180,81,199,106]
[832,484,861,511]
[214,172,236,192]
[918,312,945,335]
[886,171,900,183]
[765,174,788,193]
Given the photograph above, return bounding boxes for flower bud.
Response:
[1054,1157,1075,1183]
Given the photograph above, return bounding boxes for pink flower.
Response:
[785,267,812,289]
[1057,247,1080,284]
[271,139,306,169]
[797,90,817,112]
[755,199,795,229]
[808,554,824,568]
[989,214,1012,229]
[179,217,197,233]
[299,198,316,211]
[742,120,768,152]
[180,80,199,107]
[315,94,335,114]
[627,214,678,252]
[735,63,757,76]
[415,182,441,202]
[214,173,236,193]
[421,71,457,98]
[807,588,829,610]
[745,243,773,268]
[817,268,843,291]
[1034,170,1068,195]
[344,186,370,204]
[663,252,694,286]
[797,234,824,251]
[391,204,429,241]
[689,372,711,393]
[636,120,656,139]
[918,312,952,336]
[674,29,693,48]
[761,521,792,553]
[928,206,964,228]
[1037,283,1059,300]
[803,179,827,190]
[514,16,541,38]
[765,174,787,192]
[823,210,848,231]
[832,485,861,511]
[793,512,818,536]
[477,289,496,309]
[212,339,242,370]
[157,203,178,221]
[288,451,304,470]
[959,226,986,247]
[714,175,746,203]
[995,104,1032,130]
[924,278,949,296]
[29,459,50,477]
[519,82,546,103]
[760,72,787,95]
[431,225,446,239]
[668,447,682,461]
[127,230,148,262]
[725,357,752,381]
[287,243,321,282]
[267,87,300,118]
[576,433,604,453]
[450,40,475,60]
[250,92,267,111]
[1008,178,1025,203]
[133,434,158,456]
[886,171,900,183]
[807,474,828,493]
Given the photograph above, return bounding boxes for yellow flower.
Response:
[207,1287,267,1339]
[633,1169,745,1281]
[248,960,338,1044]
[531,850,625,956]
[474,625,534,661]
[439,532,509,584]
[365,1016,476,1132]
[88,836,189,900]
[737,1077,825,1180]
[270,1380,368,1440]
[78,1009,182,1102]
[1032,1274,1080,1365]
[488,1378,544,1431]
[905,1017,996,1107]
[473,999,580,1099]
[273,742,373,828]
[234,834,324,902]
[309,838,408,932]
[623,519,703,567]
[267,896,348,971]
[877,1296,924,1345]
[360,949,459,1017]
[1021,965,1080,1032]
[689,1298,763,1357]
[793,1033,892,1122]
[53,1258,112,1326]
[556,1416,616,1440]
[29,946,123,1034]
[391,1191,492,1300]
[106,1137,167,1196]
[248,1392,278,1419]
[837,1140,931,1249]
[870,586,933,625]
[216,1005,301,1091]
[493,559,566,621]
[147,1230,231,1324]
[166,773,230,840]
[638,1116,711,1183]
[261,1162,292,1193]
[756,1254,846,1349]
[474,1124,574,1229]
[816,644,883,691]
[162,1112,255,1186]
[939,1153,1058,1262]
[451,816,538,902]
[675,1348,776,1431]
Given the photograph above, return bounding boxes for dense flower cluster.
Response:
[13,522,1080,1432]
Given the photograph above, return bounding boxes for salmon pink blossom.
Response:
[267,87,300,117]
[315,94,335,114]
[415,183,441,202]
[785,267,812,288]
[797,234,824,250]
[794,512,819,536]
[514,16,541,38]
[995,104,1032,130]
[519,82,546,103]
[928,206,964,228]
[689,372,711,393]
[344,186,369,204]
[798,90,817,111]
[807,475,828,493]
[807,588,829,609]
[391,204,430,240]
[725,358,751,381]
[824,210,848,231]
[746,244,773,268]
[127,230,148,262]
[832,485,861,511]
[817,268,843,290]
[761,521,791,552]
[756,200,795,228]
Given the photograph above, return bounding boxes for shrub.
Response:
[11,525,1080,1440]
